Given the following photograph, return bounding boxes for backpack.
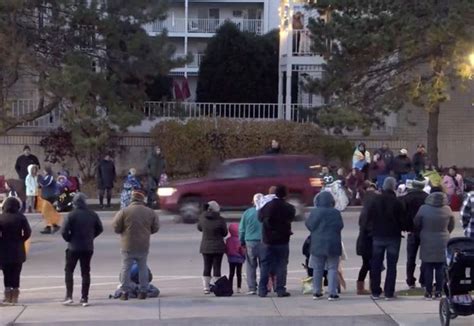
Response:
[210,276,233,297]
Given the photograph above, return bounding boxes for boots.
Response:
[40,226,52,234]
[357,281,370,295]
[3,288,12,304]
[202,276,211,294]
[10,288,19,304]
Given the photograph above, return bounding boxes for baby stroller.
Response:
[439,237,474,326]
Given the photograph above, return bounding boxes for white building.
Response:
[145,0,280,101]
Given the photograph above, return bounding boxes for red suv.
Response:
[158,155,323,222]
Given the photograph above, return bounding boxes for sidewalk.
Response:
[2,294,473,326]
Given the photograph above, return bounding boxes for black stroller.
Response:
[439,237,474,326]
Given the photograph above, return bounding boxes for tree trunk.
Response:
[427,104,440,167]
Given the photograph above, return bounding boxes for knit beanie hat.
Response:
[207,201,220,213]
[131,190,146,202]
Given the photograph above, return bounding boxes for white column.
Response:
[263,0,269,33]
[184,0,189,79]
[285,0,293,120]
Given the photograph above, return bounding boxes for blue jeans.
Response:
[311,255,339,296]
[245,241,261,292]
[120,251,149,294]
[423,262,444,295]
[370,237,401,297]
[258,243,289,295]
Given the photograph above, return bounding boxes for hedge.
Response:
[150,119,353,178]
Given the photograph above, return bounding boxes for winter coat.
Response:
[97,159,116,189]
[414,192,455,262]
[443,174,464,197]
[113,201,159,253]
[369,159,387,180]
[0,197,31,264]
[362,190,407,238]
[239,207,262,243]
[38,174,58,199]
[62,196,103,252]
[413,152,427,175]
[305,192,344,257]
[197,211,228,254]
[356,191,378,257]
[258,198,296,245]
[25,165,38,197]
[352,149,371,170]
[15,154,40,180]
[374,148,394,173]
[147,152,166,179]
[346,171,364,192]
[393,155,412,176]
[461,191,474,238]
[400,189,429,233]
[424,170,443,188]
[225,223,245,264]
[266,147,281,155]
[120,175,143,209]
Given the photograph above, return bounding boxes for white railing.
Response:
[292,30,314,56]
[6,99,61,128]
[142,102,317,123]
[150,18,263,35]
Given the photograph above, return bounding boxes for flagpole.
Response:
[184,0,189,80]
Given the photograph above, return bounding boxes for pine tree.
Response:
[308,0,474,166]
[0,0,182,133]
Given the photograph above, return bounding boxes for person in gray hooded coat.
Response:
[414,192,455,300]
[305,191,344,301]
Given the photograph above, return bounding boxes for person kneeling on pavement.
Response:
[111,262,160,299]
[113,190,160,301]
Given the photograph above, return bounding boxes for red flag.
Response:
[173,80,184,100]
[181,78,191,99]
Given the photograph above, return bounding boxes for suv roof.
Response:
[224,154,320,165]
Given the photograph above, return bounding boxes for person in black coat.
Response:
[14,145,40,181]
[399,179,429,289]
[412,144,427,177]
[0,197,32,304]
[361,177,408,299]
[258,185,295,298]
[393,149,412,181]
[96,154,116,209]
[61,193,103,306]
[356,182,378,295]
[265,139,281,155]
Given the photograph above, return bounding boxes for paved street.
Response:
[1,210,473,325]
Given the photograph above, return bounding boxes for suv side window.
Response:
[251,160,279,178]
[214,162,252,180]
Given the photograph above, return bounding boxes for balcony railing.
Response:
[7,99,62,128]
[150,18,263,35]
[143,102,317,123]
[292,30,314,56]
[173,53,206,68]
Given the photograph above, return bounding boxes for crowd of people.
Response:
[1,141,474,307]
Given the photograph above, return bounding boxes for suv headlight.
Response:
[157,187,177,197]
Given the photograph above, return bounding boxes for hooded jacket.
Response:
[239,207,262,243]
[197,211,228,254]
[25,164,38,197]
[62,194,104,252]
[0,197,31,264]
[113,200,160,253]
[38,173,57,199]
[225,223,245,264]
[414,192,455,262]
[305,192,344,257]
[393,154,412,175]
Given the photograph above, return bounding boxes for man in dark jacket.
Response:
[412,144,427,177]
[393,149,412,181]
[14,145,40,181]
[258,185,295,298]
[265,139,281,155]
[400,179,428,288]
[374,143,394,175]
[146,146,166,208]
[362,177,407,300]
[97,154,116,209]
[61,193,103,306]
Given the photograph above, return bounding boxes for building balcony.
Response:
[148,18,263,36]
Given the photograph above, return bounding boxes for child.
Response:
[25,164,38,213]
[225,223,245,293]
[120,168,142,209]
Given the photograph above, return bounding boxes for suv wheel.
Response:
[288,196,305,221]
[178,197,202,224]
